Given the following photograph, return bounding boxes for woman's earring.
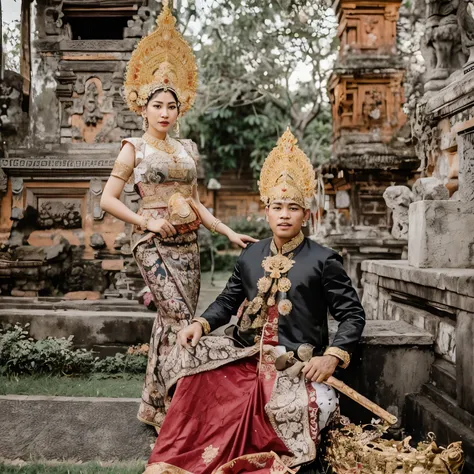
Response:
[302,220,308,227]
[142,116,149,132]
[175,119,180,138]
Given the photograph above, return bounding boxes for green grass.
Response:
[0,462,145,473]
[0,374,143,398]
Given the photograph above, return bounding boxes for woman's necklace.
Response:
[143,132,176,155]
[143,132,187,180]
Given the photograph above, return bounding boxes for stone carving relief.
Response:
[124,7,155,38]
[362,88,386,128]
[330,76,406,142]
[421,0,468,91]
[383,186,413,239]
[457,0,474,73]
[44,3,64,36]
[412,177,449,201]
[83,82,103,126]
[90,178,105,221]
[411,102,440,176]
[11,178,24,220]
[38,199,82,229]
[458,128,474,202]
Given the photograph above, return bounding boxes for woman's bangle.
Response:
[210,218,221,234]
[138,215,150,232]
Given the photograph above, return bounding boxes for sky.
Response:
[2,0,21,24]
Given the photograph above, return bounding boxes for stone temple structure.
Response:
[362,0,474,469]
[318,0,420,293]
[0,0,208,298]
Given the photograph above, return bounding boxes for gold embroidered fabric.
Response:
[111,161,133,182]
[143,462,192,474]
[192,317,211,335]
[124,0,198,116]
[139,184,193,209]
[259,129,316,209]
[270,231,304,255]
[324,346,350,369]
[202,445,219,466]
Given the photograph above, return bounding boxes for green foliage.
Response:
[180,0,336,177]
[0,324,147,376]
[2,20,21,73]
[0,374,143,398]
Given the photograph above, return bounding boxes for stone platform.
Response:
[362,259,474,472]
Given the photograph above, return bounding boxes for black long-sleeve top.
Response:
[200,237,366,363]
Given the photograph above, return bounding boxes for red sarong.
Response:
[145,356,290,474]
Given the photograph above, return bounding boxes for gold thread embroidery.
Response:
[324,346,351,369]
[262,254,295,279]
[270,231,304,256]
[202,444,219,466]
[191,317,211,335]
[111,161,133,182]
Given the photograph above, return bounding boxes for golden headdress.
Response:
[124,0,198,116]
[258,128,316,209]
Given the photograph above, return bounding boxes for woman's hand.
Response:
[177,322,203,348]
[146,218,177,238]
[227,231,259,249]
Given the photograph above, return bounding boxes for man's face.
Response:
[266,200,309,240]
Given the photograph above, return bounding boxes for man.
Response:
[144,129,366,474]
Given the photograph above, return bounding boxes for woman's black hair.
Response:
[147,88,181,113]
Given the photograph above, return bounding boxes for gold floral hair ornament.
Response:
[258,128,316,209]
[124,0,198,116]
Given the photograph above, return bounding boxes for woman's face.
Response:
[144,91,179,135]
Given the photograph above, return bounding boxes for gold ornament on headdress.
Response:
[124,0,198,116]
[258,128,316,209]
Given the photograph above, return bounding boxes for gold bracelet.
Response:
[191,317,211,335]
[210,218,221,234]
[324,347,351,369]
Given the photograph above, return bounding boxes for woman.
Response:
[100,1,256,429]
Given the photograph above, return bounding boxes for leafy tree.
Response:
[179,0,336,177]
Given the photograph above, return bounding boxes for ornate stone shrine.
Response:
[317,0,420,293]
[362,0,474,469]
[0,0,206,298]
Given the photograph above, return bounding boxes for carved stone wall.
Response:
[0,0,162,297]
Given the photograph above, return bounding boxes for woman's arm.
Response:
[100,143,176,238]
[191,185,257,249]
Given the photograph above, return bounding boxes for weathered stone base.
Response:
[408,200,474,268]
[405,393,474,473]
[362,259,474,470]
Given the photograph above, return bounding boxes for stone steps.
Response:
[405,391,474,473]
[430,358,456,400]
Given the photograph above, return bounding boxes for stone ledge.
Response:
[0,396,153,462]
[0,307,433,348]
[329,319,433,346]
[362,260,474,298]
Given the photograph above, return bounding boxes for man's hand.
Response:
[177,322,203,348]
[302,355,339,383]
